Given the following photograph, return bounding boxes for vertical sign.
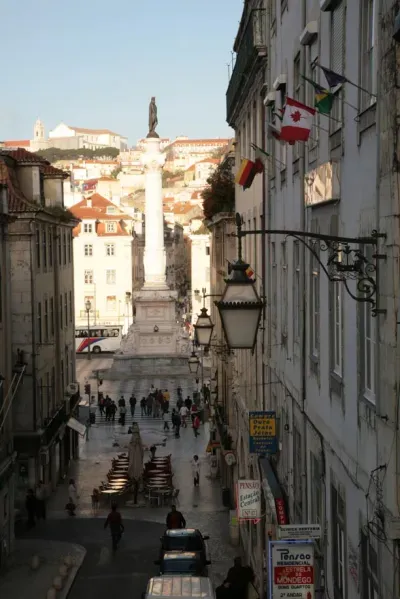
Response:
[249,411,277,454]
[269,540,315,599]
[236,480,261,520]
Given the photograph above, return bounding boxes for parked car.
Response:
[154,551,211,576]
[159,529,209,564]
[143,576,215,599]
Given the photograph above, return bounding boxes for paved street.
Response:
[15,358,237,598]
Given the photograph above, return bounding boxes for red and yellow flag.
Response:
[235,159,255,187]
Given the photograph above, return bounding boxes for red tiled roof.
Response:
[41,165,69,179]
[69,126,122,136]
[3,140,31,148]
[191,191,201,200]
[96,222,130,236]
[0,159,38,213]
[0,147,49,165]
[170,138,230,146]
[69,193,131,220]
[185,165,195,172]
[196,157,221,164]
[98,176,115,181]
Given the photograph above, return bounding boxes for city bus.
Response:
[75,325,123,354]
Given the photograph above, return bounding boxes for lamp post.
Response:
[85,299,92,361]
[215,212,386,350]
[194,288,221,347]
[188,341,200,375]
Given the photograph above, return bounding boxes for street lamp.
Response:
[188,348,200,374]
[194,307,214,347]
[85,299,92,361]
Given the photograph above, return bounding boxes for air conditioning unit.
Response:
[66,382,79,396]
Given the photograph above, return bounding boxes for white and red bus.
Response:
[75,325,122,354]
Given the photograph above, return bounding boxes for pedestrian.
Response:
[67,479,78,516]
[91,487,100,510]
[166,504,186,529]
[180,404,188,427]
[149,384,155,396]
[177,396,183,411]
[193,414,200,437]
[105,396,112,421]
[25,489,36,529]
[129,394,136,417]
[110,400,117,422]
[118,395,125,408]
[174,411,181,438]
[217,557,255,599]
[35,480,47,520]
[140,397,146,417]
[185,396,192,411]
[191,403,199,424]
[119,404,127,426]
[104,502,124,551]
[163,410,170,431]
[177,385,182,399]
[154,395,161,418]
[192,455,200,486]
[150,445,157,459]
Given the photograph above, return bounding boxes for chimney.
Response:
[86,198,92,208]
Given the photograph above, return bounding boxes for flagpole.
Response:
[318,112,343,125]
[315,63,377,98]
[312,123,330,134]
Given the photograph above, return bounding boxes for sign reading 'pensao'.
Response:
[236,480,261,520]
[270,541,315,599]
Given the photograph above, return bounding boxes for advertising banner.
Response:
[249,411,277,454]
[236,480,261,520]
[269,540,315,599]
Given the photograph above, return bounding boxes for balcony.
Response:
[226,8,267,126]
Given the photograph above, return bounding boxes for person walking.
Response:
[119,404,127,426]
[173,411,181,438]
[26,489,36,529]
[185,396,192,411]
[140,396,146,417]
[110,400,117,422]
[193,414,200,438]
[99,396,105,417]
[129,395,137,417]
[104,502,124,551]
[67,479,78,516]
[180,404,189,427]
[35,480,47,520]
[118,395,125,408]
[192,455,200,486]
[146,394,154,417]
[163,410,170,431]
[166,505,186,529]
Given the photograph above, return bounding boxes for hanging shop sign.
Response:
[277,524,321,540]
[249,411,277,454]
[269,540,315,599]
[224,451,237,466]
[236,480,261,520]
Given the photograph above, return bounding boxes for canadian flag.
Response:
[281,97,315,142]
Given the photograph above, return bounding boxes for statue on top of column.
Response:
[147,97,159,138]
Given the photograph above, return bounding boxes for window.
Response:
[293,241,301,341]
[310,453,322,525]
[330,1,345,133]
[84,270,93,284]
[61,359,64,393]
[58,234,62,264]
[69,291,73,323]
[106,269,116,284]
[310,234,320,357]
[44,299,49,341]
[49,227,53,267]
[205,246,210,256]
[51,366,55,412]
[106,222,117,233]
[292,54,301,161]
[50,297,54,336]
[65,347,69,385]
[331,483,346,598]
[293,425,302,522]
[105,243,115,256]
[106,206,116,214]
[308,61,319,151]
[360,0,376,111]
[281,242,288,336]
[59,294,63,328]
[361,529,378,599]
[42,228,47,268]
[83,223,93,233]
[84,244,93,256]
[363,300,376,401]
[37,302,42,343]
[271,243,277,324]
[106,295,117,311]
[67,232,72,263]
[62,231,67,265]
[64,292,68,326]
[36,225,41,268]
[332,281,343,375]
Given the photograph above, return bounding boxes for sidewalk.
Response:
[46,404,238,586]
[0,539,85,599]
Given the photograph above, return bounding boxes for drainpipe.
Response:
[261,87,267,412]
[300,0,308,525]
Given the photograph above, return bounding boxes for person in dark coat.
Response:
[166,505,186,529]
[26,489,36,528]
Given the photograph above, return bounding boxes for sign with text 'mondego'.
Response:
[249,411,277,455]
[269,540,315,599]
[236,480,261,520]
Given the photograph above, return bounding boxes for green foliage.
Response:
[110,167,122,179]
[44,205,77,222]
[201,160,235,220]
[34,146,120,163]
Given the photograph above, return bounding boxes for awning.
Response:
[259,457,288,525]
[67,417,86,436]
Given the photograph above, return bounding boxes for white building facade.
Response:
[189,227,211,327]
[70,194,134,333]
[221,1,400,598]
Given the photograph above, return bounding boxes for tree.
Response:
[110,167,122,179]
[34,146,119,163]
[201,159,235,220]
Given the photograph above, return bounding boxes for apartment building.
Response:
[190,224,211,327]
[69,194,134,333]
[219,1,400,597]
[0,148,80,507]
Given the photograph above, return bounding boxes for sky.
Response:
[1,0,244,145]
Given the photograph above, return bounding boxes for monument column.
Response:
[141,136,168,289]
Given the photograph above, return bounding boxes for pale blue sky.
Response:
[1,0,243,145]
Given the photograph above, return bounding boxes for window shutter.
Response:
[331,1,345,74]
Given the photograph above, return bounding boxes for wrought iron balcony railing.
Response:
[226,8,267,125]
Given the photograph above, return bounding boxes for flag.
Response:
[246,266,255,279]
[235,158,255,186]
[280,97,315,143]
[251,143,269,164]
[274,107,284,121]
[268,123,282,141]
[301,75,334,115]
[318,65,347,88]
[243,160,263,190]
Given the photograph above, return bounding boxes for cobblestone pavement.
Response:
[16,358,238,596]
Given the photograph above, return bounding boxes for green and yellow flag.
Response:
[301,74,334,115]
